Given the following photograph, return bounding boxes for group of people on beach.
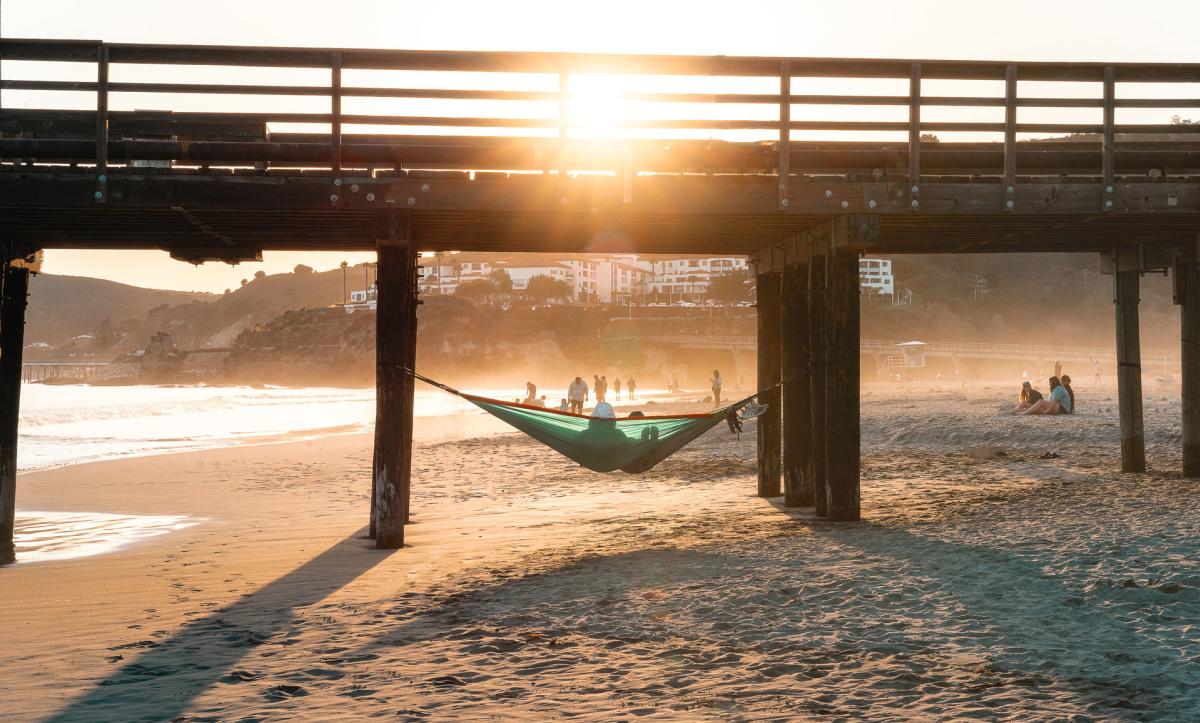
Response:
[556,374,637,415]
[1013,374,1075,415]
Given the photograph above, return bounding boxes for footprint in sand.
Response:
[263,683,309,700]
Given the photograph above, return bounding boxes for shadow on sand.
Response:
[44,528,395,723]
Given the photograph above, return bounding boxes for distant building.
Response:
[345,283,378,312]
[644,256,748,301]
[859,257,894,296]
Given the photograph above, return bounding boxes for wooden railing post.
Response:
[778,61,791,211]
[94,43,109,204]
[331,51,343,194]
[908,63,921,210]
[1003,64,1018,211]
[1103,66,1116,211]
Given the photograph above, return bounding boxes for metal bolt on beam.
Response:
[351,183,359,192]
[94,190,103,199]
[1006,185,1014,194]
[781,198,789,207]
[868,199,877,209]
[841,200,849,208]
[421,184,431,192]
[824,189,833,198]
[407,196,416,205]
[911,199,919,208]
[1107,185,1115,193]
[366,193,376,202]
[911,185,919,194]
[1106,199,1114,208]
[97,174,106,183]
[1006,200,1015,209]
[330,194,338,202]
[334,178,343,186]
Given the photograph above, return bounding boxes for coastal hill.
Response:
[24,275,213,348]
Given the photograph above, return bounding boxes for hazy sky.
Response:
[4,1,1199,292]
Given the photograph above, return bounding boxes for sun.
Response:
[565,74,636,138]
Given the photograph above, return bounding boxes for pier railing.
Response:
[6,39,1200,209]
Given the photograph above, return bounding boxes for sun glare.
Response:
[566,75,636,138]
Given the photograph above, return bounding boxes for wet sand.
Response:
[3,383,1199,721]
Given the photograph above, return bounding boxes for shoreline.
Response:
[4,382,1199,720]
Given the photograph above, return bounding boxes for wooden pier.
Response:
[6,39,1200,560]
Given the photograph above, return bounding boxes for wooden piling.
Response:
[756,263,782,498]
[1180,259,1200,476]
[1114,269,1146,473]
[781,241,812,507]
[0,256,30,565]
[809,247,829,517]
[373,211,418,549]
[826,249,861,521]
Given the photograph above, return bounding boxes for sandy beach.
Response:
[3,382,1200,721]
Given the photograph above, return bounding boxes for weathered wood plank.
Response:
[781,239,812,507]
[1114,266,1147,473]
[0,255,30,565]
[756,260,782,498]
[825,247,861,521]
[809,244,829,517]
[1180,257,1200,476]
[373,210,417,549]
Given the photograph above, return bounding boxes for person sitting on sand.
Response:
[1060,375,1076,414]
[1022,376,1072,415]
[1013,381,1044,412]
[558,398,569,412]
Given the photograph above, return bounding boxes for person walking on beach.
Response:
[593,375,603,402]
[568,376,589,415]
[614,377,622,400]
[627,377,637,399]
[710,369,723,406]
[596,375,608,403]
[524,381,537,404]
[1092,358,1101,385]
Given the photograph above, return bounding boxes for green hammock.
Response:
[411,371,762,473]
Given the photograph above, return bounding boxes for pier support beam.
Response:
[756,256,782,498]
[826,245,861,521]
[809,245,829,517]
[372,210,418,549]
[1178,255,1200,476]
[1,250,31,566]
[1114,266,1146,473]
[781,238,813,507]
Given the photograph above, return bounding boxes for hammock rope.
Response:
[403,367,765,474]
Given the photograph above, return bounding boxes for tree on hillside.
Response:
[240,278,248,287]
[455,278,500,304]
[293,264,314,275]
[254,270,266,280]
[491,269,513,296]
[525,274,574,304]
[706,269,754,305]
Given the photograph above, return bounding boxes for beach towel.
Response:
[407,370,764,473]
